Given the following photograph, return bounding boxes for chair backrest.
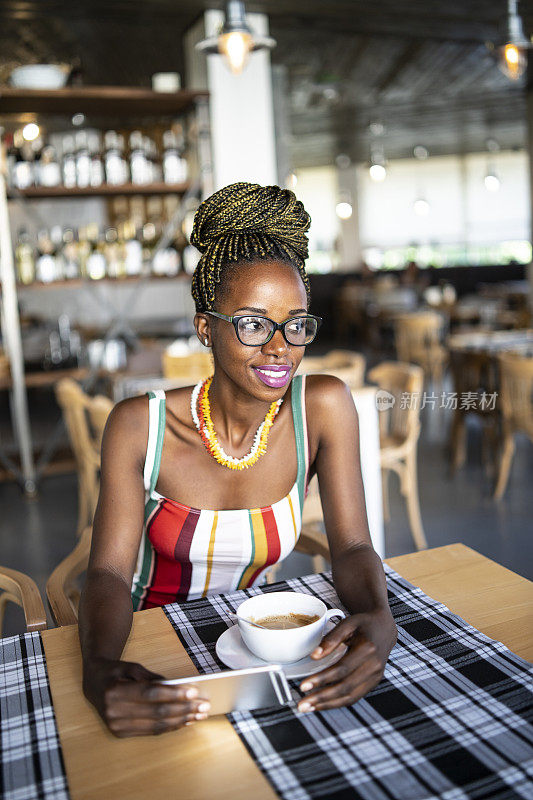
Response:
[0,567,47,635]
[367,361,424,442]
[55,378,113,520]
[395,312,445,363]
[46,526,92,626]
[300,350,365,389]
[162,351,213,381]
[448,346,497,399]
[498,353,533,438]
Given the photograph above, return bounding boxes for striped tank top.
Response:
[131,374,309,610]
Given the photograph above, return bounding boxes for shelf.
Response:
[0,86,208,117]
[15,274,192,291]
[7,181,191,199]
[0,366,90,392]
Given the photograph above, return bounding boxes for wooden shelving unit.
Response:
[0,86,208,117]
[0,84,211,492]
[8,181,190,199]
[14,273,192,291]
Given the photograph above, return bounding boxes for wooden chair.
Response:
[0,567,47,635]
[46,526,93,627]
[368,361,427,550]
[394,312,447,387]
[447,348,499,474]
[55,379,113,536]
[300,349,366,389]
[494,353,533,500]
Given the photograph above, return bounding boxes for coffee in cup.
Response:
[236,591,344,663]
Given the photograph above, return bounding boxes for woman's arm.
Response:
[79,398,208,736]
[297,376,397,712]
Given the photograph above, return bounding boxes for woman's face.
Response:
[195,260,309,403]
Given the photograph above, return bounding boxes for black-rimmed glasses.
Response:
[205,311,322,347]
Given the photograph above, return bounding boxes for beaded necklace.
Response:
[190,377,283,470]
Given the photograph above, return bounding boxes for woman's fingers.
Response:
[105,681,204,706]
[298,637,384,711]
[105,698,209,720]
[301,634,379,692]
[310,615,361,658]
[302,677,378,713]
[107,711,200,738]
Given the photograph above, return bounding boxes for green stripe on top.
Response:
[290,374,307,513]
[150,394,166,496]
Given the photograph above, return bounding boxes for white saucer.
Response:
[215,621,346,679]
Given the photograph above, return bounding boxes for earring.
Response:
[204,338,209,346]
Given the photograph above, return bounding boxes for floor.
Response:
[1,391,531,636]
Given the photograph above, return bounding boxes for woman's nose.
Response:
[261,328,289,357]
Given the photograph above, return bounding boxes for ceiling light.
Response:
[22,123,40,142]
[413,198,430,216]
[196,1,276,75]
[495,0,531,80]
[336,201,353,220]
[413,145,429,160]
[484,173,501,192]
[369,164,387,182]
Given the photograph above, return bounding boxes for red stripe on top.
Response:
[144,501,198,605]
[248,505,281,586]
[173,507,200,598]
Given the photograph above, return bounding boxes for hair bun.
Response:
[190,182,311,262]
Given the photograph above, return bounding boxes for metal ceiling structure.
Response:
[0,0,531,166]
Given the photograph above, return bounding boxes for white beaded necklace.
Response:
[190,380,283,469]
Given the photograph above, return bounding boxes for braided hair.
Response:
[190,182,311,312]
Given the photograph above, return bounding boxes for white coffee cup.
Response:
[236,591,345,663]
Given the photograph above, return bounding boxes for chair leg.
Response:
[494,434,515,500]
[0,591,19,637]
[451,411,466,472]
[312,555,327,574]
[402,454,428,550]
[382,469,391,523]
[77,477,89,538]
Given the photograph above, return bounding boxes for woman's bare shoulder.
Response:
[303,373,358,440]
[102,394,150,464]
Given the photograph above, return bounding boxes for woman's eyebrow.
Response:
[234,306,308,315]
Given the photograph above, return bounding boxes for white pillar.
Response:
[184,11,277,190]
[337,163,363,270]
[352,387,384,559]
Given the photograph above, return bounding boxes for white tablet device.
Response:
[158,664,293,716]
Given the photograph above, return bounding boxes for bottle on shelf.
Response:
[77,226,91,279]
[129,131,151,185]
[86,224,107,280]
[15,228,35,285]
[162,129,186,184]
[75,130,91,188]
[104,226,126,279]
[12,143,34,190]
[35,229,58,283]
[104,130,129,186]
[50,226,65,280]
[38,145,62,187]
[122,218,143,277]
[62,228,80,279]
[62,135,77,188]
[88,131,104,188]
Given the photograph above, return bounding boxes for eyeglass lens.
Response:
[236,316,317,346]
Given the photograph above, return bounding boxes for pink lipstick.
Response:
[253,365,291,388]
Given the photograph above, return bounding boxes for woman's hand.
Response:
[83,657,211,737]
[297,609,397,713]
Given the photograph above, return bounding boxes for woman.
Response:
[80,182,397,737]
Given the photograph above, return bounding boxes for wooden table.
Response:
[41,544,533,800]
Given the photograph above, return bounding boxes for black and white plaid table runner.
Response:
[0,632,69,800]
[164,566,533,800]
